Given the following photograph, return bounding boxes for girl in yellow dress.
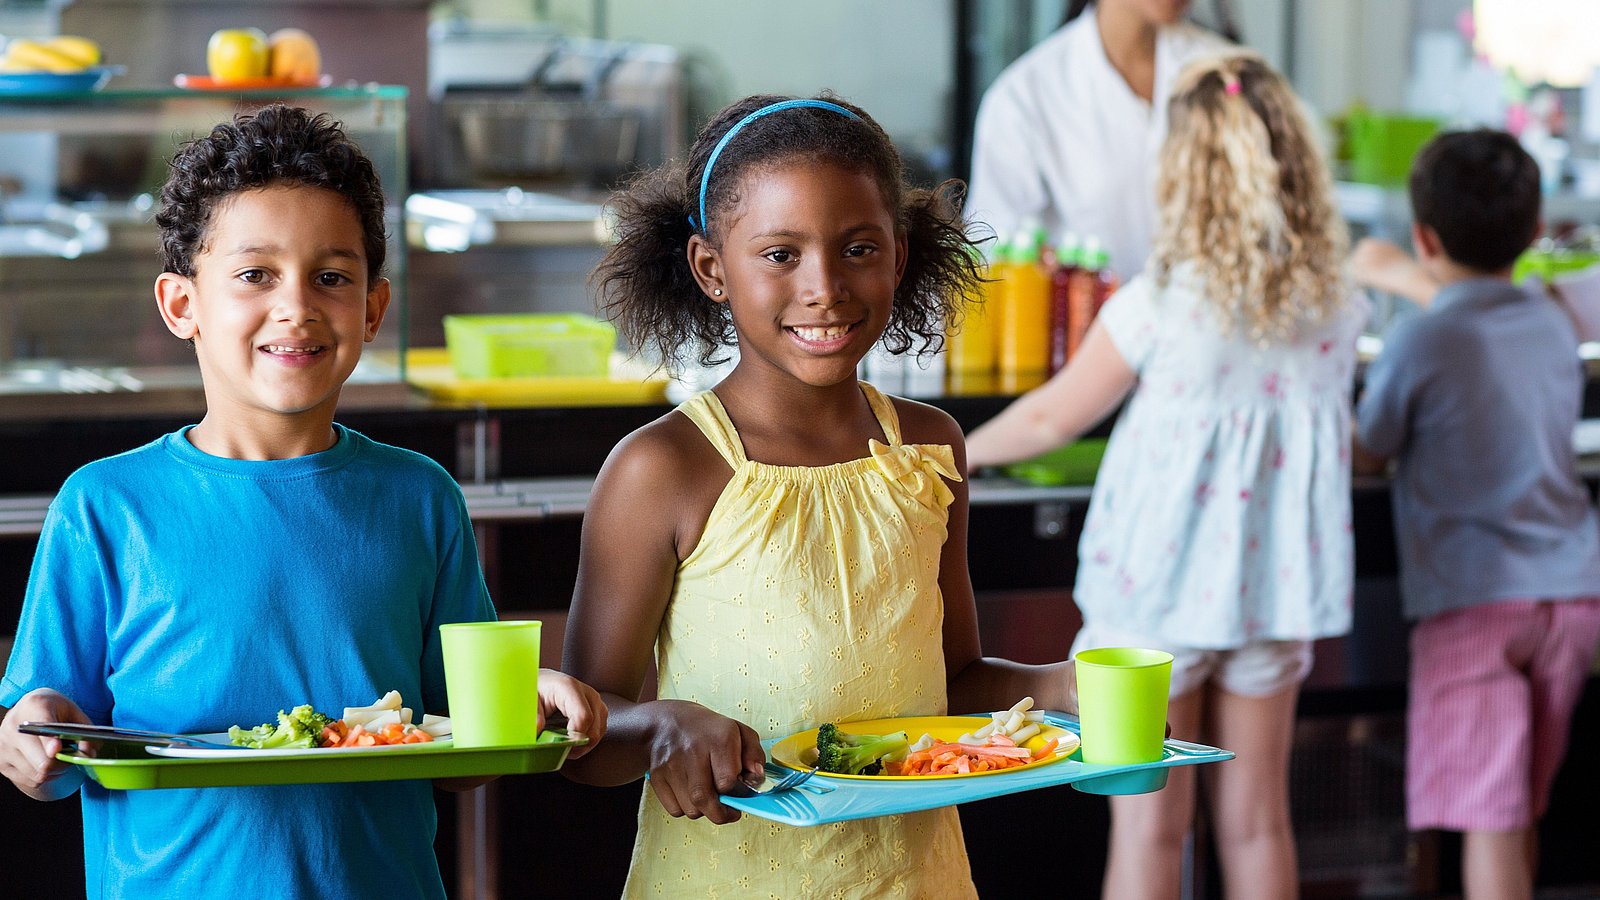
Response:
[560,93,1081,899]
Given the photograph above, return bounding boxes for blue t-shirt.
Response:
[1357,278,1600,619]
[1,424,495,899]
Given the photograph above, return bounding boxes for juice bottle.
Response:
[1048,233,1082,374]
[946,244,1001,379]
[1067,235,1115,360]
[997,229,1051,393]
[1084,240,1119,319]
[1031,222,1054,269]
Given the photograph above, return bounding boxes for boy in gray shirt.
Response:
[1353,129,1600,900]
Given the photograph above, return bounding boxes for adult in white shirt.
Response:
[966,0,1235,281]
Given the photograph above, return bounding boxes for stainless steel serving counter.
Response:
[0,473,1094,538]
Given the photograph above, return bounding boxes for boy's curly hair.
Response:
[593,92,983,369]
[156,104,387,286]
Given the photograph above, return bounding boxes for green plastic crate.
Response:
[1002,438,1108,487]
[443,313,616,379]
[1513,247,1600,284]
[1345,112,1441,186]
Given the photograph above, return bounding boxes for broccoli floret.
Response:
[228,704,334,748]
[814,724,911,776]
[228,719,283,748]
[227,721,277,745]
[289,705,331,741]
[261,710,303,748]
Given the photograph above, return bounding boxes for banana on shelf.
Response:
[0,35,103,73]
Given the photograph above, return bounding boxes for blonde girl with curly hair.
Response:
[968,52,1364,900]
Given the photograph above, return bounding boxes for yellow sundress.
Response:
[623,383,978,900]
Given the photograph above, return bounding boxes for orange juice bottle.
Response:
[998,230,1051,393]
[947,245,1000,378]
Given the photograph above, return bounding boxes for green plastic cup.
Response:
[1073,647,1174,765]
[439,620,542,747]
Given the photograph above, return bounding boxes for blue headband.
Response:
[688,99,863,237]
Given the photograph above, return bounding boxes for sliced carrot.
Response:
[318,721,350,748]
[881,734,1051,776]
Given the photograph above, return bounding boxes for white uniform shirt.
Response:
[965,13,1231,281]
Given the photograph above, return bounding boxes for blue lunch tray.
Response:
[721,711,1233,826]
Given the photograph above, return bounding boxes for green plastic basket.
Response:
[443,313,616,379]
[1512,247,1600,284]
[1002,438,1108,487]
[1345,112,1441,186]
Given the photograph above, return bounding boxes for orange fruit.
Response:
[267,28,320,84]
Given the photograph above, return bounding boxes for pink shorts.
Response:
[1071,624,1312,698]
[1407,597,1600,832]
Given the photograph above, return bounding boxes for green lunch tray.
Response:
[56,730,586,790]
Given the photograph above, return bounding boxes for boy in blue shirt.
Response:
[1353,129,1600,900]
[0,105,606,899]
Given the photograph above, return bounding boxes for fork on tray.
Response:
[733,763,835,797]
[741,763,818,796]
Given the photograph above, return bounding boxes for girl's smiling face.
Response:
[691,160,906,389]
[155,183,389,430]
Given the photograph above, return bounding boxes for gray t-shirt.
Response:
[1357,277,1600,620]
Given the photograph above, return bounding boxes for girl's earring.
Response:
[713,288,723,296]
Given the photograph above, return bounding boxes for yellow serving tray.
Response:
[405,348,669,408]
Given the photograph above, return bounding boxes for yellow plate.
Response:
[771,715,1079,781]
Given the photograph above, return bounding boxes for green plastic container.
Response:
[443,313,616,379]
[1002,438,1108,487]
[1512,247,1600,285]
[1345,112,1441,186]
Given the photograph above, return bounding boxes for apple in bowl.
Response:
[206,27,268,83]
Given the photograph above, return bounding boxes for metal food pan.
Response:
[453,98,640,181]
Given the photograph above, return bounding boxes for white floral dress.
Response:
[1075,267,1367,648]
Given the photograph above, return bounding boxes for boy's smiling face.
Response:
[156,183,389,444]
